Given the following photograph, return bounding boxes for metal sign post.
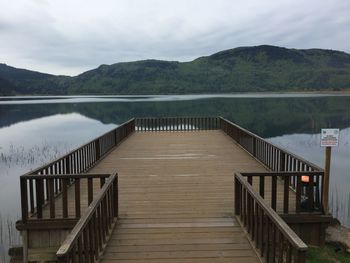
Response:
[320,128,339,214]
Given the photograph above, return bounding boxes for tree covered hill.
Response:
[1,45,350,95]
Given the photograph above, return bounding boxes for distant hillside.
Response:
[1,45,350,95]
[0,63,70,95]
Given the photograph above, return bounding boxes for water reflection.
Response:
[1,96,350,137]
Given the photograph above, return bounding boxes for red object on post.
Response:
[301,175,309,183]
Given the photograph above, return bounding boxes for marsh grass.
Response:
[0,142,71,175]
[0,142,73,263]
[306,244,350,262]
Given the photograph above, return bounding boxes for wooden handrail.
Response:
[19,173,112,222]
[21,173,111,180]
[241,172,324,213]
[18,119,134,223]
[219,117,326,214]
[26,118,135,176]
[219,117,324,213]
[235,173,307,262]
[240,171,324,177]
[219,117,323,172]
[135,117,219,131]
[56,172,118,262]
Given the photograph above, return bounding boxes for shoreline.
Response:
[1,90,350,99]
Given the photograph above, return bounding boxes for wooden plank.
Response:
[88,131,267,263]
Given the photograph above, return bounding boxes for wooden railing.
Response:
[18,119,134,222]
[135,117,219,131]
[219,117,325,213]
[56,172,118,262]
[235,173,307,263]
[20,174,111,222]
[219,117,322,172]
[241,172,323,213]
[28,118,134,177]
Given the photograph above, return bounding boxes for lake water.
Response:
[0,93,349,261]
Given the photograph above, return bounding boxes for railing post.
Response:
[35,179,43,219]
[283,176,290,214]
[95,139,101,161]
[234,176,241,215]
[280,152,286,172]
[62,178,68,218]
[253,137,257,157]
[271,176,277,211]
[75,178,81,217]
[296,176,302,213]
[20,178,28,222]
[29,179,34,213]
[48,178,55,218]
[88,178,93,205]
[113,176,119,218]
[297,250,306,263]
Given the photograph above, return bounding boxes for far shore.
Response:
[1,90,350,98]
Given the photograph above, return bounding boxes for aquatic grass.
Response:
[0,142,72,176]
[0,141,75,262]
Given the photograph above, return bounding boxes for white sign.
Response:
[321,128,339,147]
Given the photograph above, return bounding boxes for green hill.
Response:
[1,45,350,95]
[0,63,69,95]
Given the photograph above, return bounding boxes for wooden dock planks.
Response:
[36,130,299,262]
[89,131,265,262]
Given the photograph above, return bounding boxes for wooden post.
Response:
[323,146,331,213]
[22,230,28,263]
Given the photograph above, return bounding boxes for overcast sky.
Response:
[1,0,349,76]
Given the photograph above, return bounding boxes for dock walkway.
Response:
[90,131,263,262]
[18,117,326,263]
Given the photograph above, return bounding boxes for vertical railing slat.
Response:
[75,178,81,217]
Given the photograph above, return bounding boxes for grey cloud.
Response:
[0,0,350,75]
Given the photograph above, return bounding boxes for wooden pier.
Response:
[16,117,332,262]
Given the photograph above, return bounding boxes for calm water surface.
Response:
[0,94,349,260]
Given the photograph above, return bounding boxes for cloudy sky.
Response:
[1,0,350,76]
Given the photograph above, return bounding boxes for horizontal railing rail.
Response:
[20,174,111,222]
[56,172,118,262]
[241,172,324,213]
[235,173,307,263]
[219,117,323,172]
[135,117,219,131]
